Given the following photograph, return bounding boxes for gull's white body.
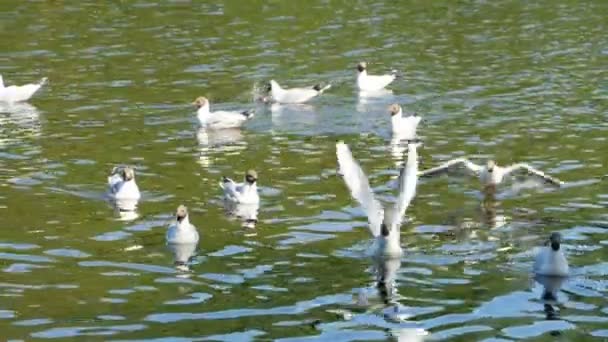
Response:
[391,107,421,140]
[268,80,331,104]
[0,75,47,103]
[336,141,419,258]
[197,101,253,130]
[220,178,259,205]
[357,70,395,92]
[534,245,569,277]
[419,158,564,187]
[166,215,199,244]
[107,169,141,201]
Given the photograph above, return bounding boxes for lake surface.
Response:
[1,1,608,340]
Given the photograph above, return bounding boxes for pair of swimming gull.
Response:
[337,141,568,277]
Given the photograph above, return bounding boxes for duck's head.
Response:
[357,62,367,73]
[245,169,258,184]
[486,160,496,172]
[549,232,562,251]
[176,205,188,223]
[121,167,135,181]
[192,96,208,109]
[389,104,401,116]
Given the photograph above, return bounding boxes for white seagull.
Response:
[356,62,396,92]
[533,232,568,277]
[193,96,254,130]
[0,74,48,103]
[107,166,141,201]
[166,205,200,244]
[220,169,260,205]
[264,79,331,104]
[389,104,421,140]
[418,158,564,187]
[336,141,419,258]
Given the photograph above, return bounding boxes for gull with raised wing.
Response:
[220,169,260,205]
[389,104,421,140]
[534,232,569,277]
[356,62,396,92]
[193,96,254,130]
[0,74,48,103]
[419,158,564,188]
[107,166,141,201]
[264,80,331,104]
[336,141,419,258]
[166,205,200,244]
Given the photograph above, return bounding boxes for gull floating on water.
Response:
[336,141,419,258]
[0,74,48,103]
[356,62,396,92]
[263,79,331,104]
[389,104,421,140]
[220,169,260,205]
[107,166,141,201]
[166,205,200,244]
[533,232,569,277]
[193,96,254,130]
[419,158,564,187]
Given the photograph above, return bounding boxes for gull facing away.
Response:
[0,74,48,103]
[336,141,419,258]
[534,232,569,277]
[193,96,254,130]
[418,158,564,187]
[107,166,141,201]
[166,205,200,244]
[389,104,421,140]
[356,62,396,92]
[220,169,260,205]
[264,80,331,104]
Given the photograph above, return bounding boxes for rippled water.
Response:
[1,1,608,340]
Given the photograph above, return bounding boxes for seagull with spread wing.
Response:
[336,141,419,258]
[418,158,564,188]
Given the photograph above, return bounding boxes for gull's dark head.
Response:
[192,96,208,109]
[549,232,562,251]
[245,169,258,184]
[486,160,496,173]
[121,167,135,181]
[357,62,367,72]
[176,205,188,223]
[389,104,401,116]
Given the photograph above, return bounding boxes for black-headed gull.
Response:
[336,141,419,258]
[419,158,564,187]
[533,232,568,277]
[220,169,260,205]
[356,62,396,91]
[0,74,48,103]
[193,96,254,129]
[166,205,200,244]
[107,166,141,201]
[389,104,421,140]
[264,80,331,104]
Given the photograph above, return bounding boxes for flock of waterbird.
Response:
[1,63,569,294]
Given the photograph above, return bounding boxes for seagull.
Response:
[220,169,260,205]
[418,158,564,187]
[107,166,141,201]
[166,205,200,244]
[336,141,419,258]
[533,232,568,277]
[0,75,48,103]
[264,80,331,104]
[389,104,421,140]
[356,62,396,92]
[193,96,254,130]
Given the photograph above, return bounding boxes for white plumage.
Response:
[336,141,419,258]
[107,166,141,201]
[534,232,569,277]
[220,169,260,205]
[389,104,421,140]
[166,205,200,244]
[0,75,48,103]
[356,62,396,91]
[193,96,254,129]
[266,80,331,104]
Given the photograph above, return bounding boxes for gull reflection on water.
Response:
[196,127,245,167]
[167,242,198,273]
[223,200,259,229]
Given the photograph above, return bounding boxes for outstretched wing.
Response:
[336,142,383,237]
[418,158,481,178]
[504,163,564,187]
[391,145,419,227]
